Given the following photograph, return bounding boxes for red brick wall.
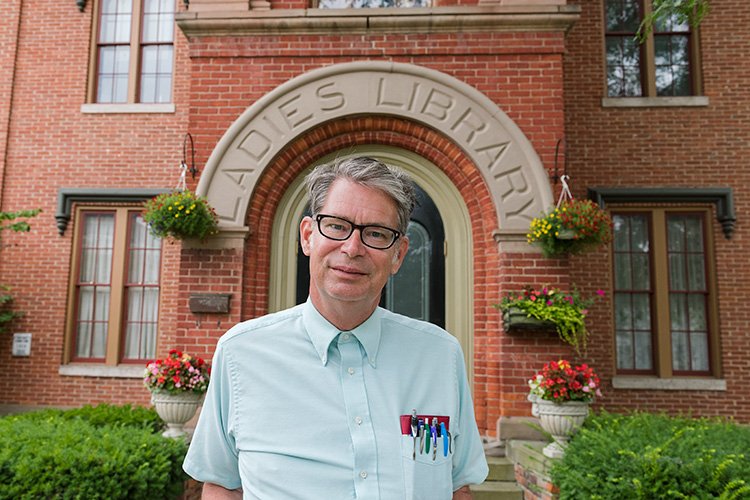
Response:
[563,0,750,421]
[3,0,747,440]
[0,0,191,408]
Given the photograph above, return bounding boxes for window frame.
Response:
[602,0,703,98]
[64,205,163,366]
[87,0,176,105]
[610,206,720,379]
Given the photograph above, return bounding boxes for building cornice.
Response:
[176,5,581,38]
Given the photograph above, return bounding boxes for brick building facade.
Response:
[1,0,748,442]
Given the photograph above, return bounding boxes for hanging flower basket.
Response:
[527,199,613,258]
[141,190,219,242]
[494,286,605,354]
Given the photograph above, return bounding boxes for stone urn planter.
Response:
[151,391,204,439]
[529,394,590,458]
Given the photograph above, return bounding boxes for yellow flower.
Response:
[175,214,179,218]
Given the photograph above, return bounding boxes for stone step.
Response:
[486,456,516,482]
[470,481,524,500]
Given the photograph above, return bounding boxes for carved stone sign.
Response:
[189,294,231,314]
[198,61,552,232]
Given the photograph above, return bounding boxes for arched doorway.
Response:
[269,146,474,377]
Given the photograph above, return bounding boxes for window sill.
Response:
[602,96,709,108]
[59,364,144,379]
[80,103,175,114]
[612,377,726,392]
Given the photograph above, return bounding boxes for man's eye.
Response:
[329,223,346,231]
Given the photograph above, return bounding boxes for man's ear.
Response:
[390,236,409,274]
[299,216,314,256]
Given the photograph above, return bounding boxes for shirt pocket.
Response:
[400,434,452,500]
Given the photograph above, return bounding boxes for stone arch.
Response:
[197,61,553,233]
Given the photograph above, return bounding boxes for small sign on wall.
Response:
[12,333,31,357]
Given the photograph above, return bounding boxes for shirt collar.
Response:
[302,299,381,368]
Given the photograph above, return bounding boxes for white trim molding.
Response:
[612,377,727,392]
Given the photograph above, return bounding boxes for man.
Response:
[184,157,488,499]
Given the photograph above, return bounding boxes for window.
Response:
[604,0,700,97]
[612,208,718,377]
[92,0,175,103]
[68,208,162,364]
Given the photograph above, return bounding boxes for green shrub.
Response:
[551,411,750,500]
[0,404,187,500]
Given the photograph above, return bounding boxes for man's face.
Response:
[300,179,409,313]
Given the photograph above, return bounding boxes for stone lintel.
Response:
[176,5,581,37]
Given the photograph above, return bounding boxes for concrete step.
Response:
[470,481,523,500]
[469,456,523,500]
[486,457,516,482]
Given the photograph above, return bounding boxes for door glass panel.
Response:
[385,222,429,321]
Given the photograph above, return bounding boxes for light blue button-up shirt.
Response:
[183,300,488,499]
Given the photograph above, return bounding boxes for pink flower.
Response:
[596,290,605,296]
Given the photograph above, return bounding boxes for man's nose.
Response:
[340,228,366,256]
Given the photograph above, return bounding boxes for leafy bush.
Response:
[551,411,750,500]
[0,404,187,500]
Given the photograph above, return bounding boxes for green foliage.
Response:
[527,200,613,258]
[551,411,750,500]
[0,404,187,500]
[0,285,23,331]
[495,286,603,354]
[141,190,218,241]
[637,0,711,41]
[0,208,42,237]
[0,208,41,332]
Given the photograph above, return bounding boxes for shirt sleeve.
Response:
[182,339,243,490]
[451,343,489,490]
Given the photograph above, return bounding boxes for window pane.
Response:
[142,46,158,74]
[123,323,140,359]
[631,216,649,252]
[669,253,686,290]
[616,330,633,370]
[142,323,157,359]
[634,330,653,370]
[685,216,703,252]
[385,222,429,321]
[688,254,706,290]
[632,253,650,290]
[690,331,709,371]
[129,249,145,283]
[688,293,707,332]
[606,37,642,97]
[75,322,93,358]
[614,254,632,289]
[156,75,172,103]
[91,323,108,358]
[143,288,160,321]
[144,249,161,284]
[95,287,111,321]
[614,292,633,330]
[667,216,685,251]
[158,45,173,72]
[78,287,94,321]
[128,288,144,325]
[632,293,651,330]
[605,0,640,32]
[672,330,689,371]
[670,293,687,331]
[80,249,96,283]
[613,215,630,251]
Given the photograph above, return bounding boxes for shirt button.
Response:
[348,367,355,375]
[343,333,350,340]
[355,417,362,425]
[360,470,367,479]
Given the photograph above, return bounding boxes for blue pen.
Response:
[431,418,438,460]
[440,422,449,457]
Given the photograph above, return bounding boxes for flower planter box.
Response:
[502,306,557,333]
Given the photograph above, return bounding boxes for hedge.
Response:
[551,411,750,500]
[0,404,188,500]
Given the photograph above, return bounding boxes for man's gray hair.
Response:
[305,157,416,235]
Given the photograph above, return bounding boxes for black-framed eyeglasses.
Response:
[315,214,401,250]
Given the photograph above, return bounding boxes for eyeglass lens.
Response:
[317,215,398,249]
